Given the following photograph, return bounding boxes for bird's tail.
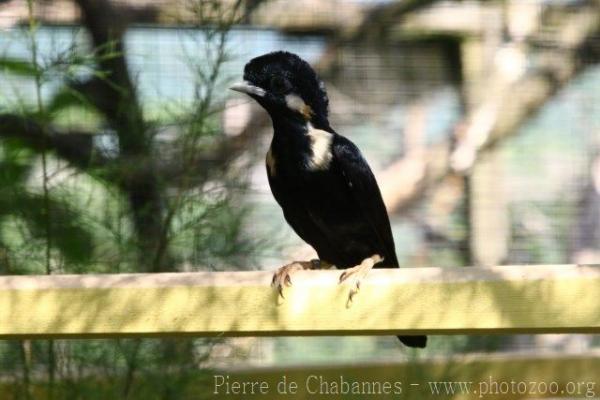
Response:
[398,335,427,348]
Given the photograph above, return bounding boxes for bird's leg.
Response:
[339,254,382,306]
[272,259,325,298]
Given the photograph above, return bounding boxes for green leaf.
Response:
[0,57,38,77]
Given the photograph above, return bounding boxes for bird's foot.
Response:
[272,259,321,298]
[339,254,382,307]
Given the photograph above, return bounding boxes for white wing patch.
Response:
[306,124,333,171]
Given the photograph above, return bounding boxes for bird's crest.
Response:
[242,51,330,122]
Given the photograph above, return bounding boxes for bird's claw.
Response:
[271,260,318,299]
[271,263,297,299]
[339,254,382,307]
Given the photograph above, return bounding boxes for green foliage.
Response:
[0,192,94,264]
[0,138,94,269]
[0,57,38,77]
[46,86,98,118]
[0,0,256,396]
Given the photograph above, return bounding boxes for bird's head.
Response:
[230,51,330,128]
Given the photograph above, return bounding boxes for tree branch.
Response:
[74,0,170,272]
[0,113,110,170]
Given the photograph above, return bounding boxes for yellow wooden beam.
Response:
[1,264,599,338]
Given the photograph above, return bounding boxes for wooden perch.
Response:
[1,264,599,339]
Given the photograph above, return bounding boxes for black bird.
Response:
[230,51,426,349]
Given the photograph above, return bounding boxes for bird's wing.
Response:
[331,134,399,267]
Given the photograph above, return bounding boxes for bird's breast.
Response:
[269,162,350,215]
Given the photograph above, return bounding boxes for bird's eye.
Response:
[270,76,290,94]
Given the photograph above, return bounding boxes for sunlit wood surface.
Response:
[0,264,599,339]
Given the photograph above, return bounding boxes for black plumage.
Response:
[231,51,426,349]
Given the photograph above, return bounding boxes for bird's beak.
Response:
[229,81,266,97]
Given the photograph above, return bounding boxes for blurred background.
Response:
[0,0,599,398]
